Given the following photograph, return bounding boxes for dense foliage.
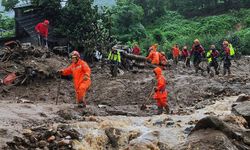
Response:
[110,0,250,55]
[0,14,15,38]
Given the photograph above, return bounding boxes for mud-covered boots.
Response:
[157,107,163,115]
[164,105,170,114]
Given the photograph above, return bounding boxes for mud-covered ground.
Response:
[0,53,250,149]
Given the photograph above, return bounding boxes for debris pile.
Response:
[6,124,82,149]
[0,41,68,93]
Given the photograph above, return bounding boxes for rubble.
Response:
[6,124,82,149]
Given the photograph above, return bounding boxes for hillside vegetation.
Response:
[143,9,250,55]
[110,1,250,55]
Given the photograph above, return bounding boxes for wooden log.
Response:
[120,51,147,61]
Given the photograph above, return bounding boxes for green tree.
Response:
[134,0,169,23]
[1,0,18,11]
[57,0,104,57]
[111,0,146,42]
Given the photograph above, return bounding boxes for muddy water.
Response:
[68,96,238,149]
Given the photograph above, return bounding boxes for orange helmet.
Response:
[71,50,80,58]
[44,20,49,25]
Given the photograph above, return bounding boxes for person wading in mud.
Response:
[206,45,220,76]
[35,20,49,48]
[191,39,205,74]
[181,46,191,68]
[172,44,180,65]
[146,44,160,65]
[222,41,232,76]
[58,50,91,108]
[153,67,169,114]
[108,46,121,77]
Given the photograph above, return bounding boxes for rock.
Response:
[47,136,55,142]
[176,129,238,150]
[38,140,47,148]
[128,130,141,141]
[223,115,248,128]
[23,129,32,137]
[64,129,81,140]
[126,131,161,150]
[0,128,8,136]
[105,127,122,147]
[190,116,242,141]
[184,126,194,135]
[243,136,250,146]
[195,103,205,110]
[13,136,28,146]
[43,129,56,139]
[57,109,77,120]
[166,122,174,126]
[236,94,250,102]
[232,101,250,125]
[29,135,38,143]
[58,139,71,146]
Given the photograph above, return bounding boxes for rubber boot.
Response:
[164,105,170,114]
[157,107,163,115]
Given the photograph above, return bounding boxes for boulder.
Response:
[236,94,250,102]
[232,101,250,126]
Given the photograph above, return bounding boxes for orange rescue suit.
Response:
[62,59,91,103]
[147,49,160,65]
[159,53,167,66]
[153,67,167,108]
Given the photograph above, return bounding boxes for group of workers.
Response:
[146,39,235,76]
[35,19,235,114]
[57,49,168,114]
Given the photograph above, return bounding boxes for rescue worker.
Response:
[159,51,168,70]
[229,42,235,59]
[58,50,91,108]
[132,44,141,55]
[191,39,205,74]
[108,46,121,77]
[35,19,49,48]
[206,45,220,76]
[172,44,180,65]
[146,44,160,65]
[153,67,169,114]
[181,46,190,67]
[222,41,232,75]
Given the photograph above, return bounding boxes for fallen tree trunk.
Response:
[120,51,147,62]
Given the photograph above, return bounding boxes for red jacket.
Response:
[172,47,180,58]
[191,44,204,58]
[35,22,48,38]
[223,47,230,56]
[182,49,190,57]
